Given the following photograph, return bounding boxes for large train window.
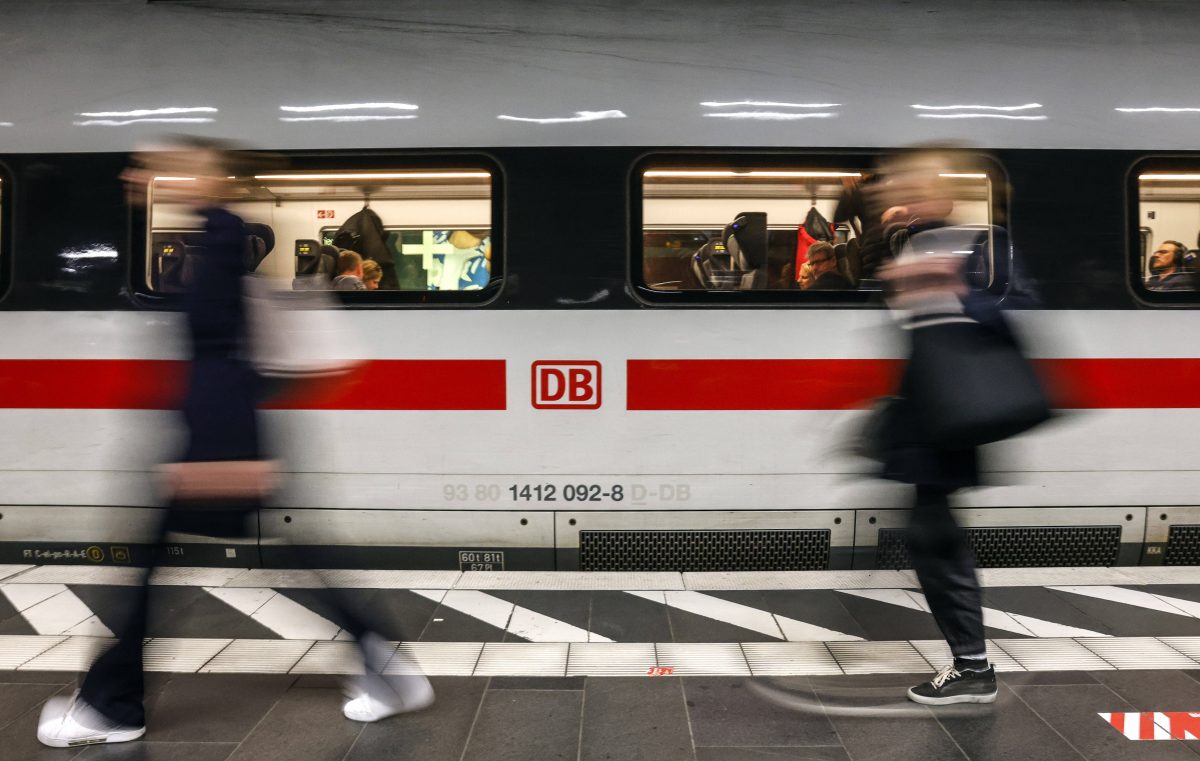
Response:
[142,161,499,304]
[1133,168,1200,301]
[632,153,1006,304]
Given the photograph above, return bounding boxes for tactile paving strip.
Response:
[1076,637,1200,670]
[991,638,1113,671]
[826,641,932,675]
[684,570,919,590]
[474,642,568,676]
[460,571,684,590]
[144,637,231,673]
[741,642,842,676]
[387,642,482,676]
[290,641,366,675]
[908,640,1024,673]
[13,566,145,586]
[654,643,751,676]
[20,636,112,671]
[199,639,314,673]
[567,643,657,676]
[0,635,64,669]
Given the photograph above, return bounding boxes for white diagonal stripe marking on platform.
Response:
[0,584,113,636]
[413,589,604,642]
[204,587,341,640]
[839,588,1107,638]
[1049,586,1195,617]
[628,590,861,641]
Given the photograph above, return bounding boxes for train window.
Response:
[633,155,1004,304]
[143,164,498,302]
[1134,170,1200,300]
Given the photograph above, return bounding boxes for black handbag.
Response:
[905,317,1050,448]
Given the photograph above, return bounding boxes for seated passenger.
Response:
[807,242,851,290]
[362,259,382,291]
[332,250,366,291]
[1147,240,1192,291]
[798,261,815,290]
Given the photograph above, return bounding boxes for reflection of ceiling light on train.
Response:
[912,103,1046,120]
[1140,174,1200,181]
[279,115,418,123]
[701,101,841,108]
[644,170,861,178]
[702,100,841,120]
[1117,107,1200,113]
[918,114,1046,120]
[253,172,490,180]
[703,112,836,120]
[280,103,418,112]
[60,246,118,260]
[78,107,218,117]
[497,110,626,124]
[912,103,1042,111]
[0,122,11,127]
[939,173,988,178]
[75,118,215,126]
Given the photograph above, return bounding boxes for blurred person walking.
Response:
[871,150,1048,706]
[37,139,431,748]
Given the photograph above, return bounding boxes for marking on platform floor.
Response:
[0,635,1196,676]
[1100,711,1200,741]
[1051,585,1200,619]
[627,590,863,641]
[838,588,1108,638]
[413,589,610,643]
[204,587,342,640]
[0,583,113,637]
[8,565,1200,590]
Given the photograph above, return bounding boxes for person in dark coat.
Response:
[37,141,431,749]
[335,206,397,289]
[872,150,1003,707]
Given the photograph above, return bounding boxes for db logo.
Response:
[532,361,601,409]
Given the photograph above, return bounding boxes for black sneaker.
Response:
[907,664,997,705]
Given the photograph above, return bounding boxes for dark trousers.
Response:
[906,485,986,659]
[79,507,382,728]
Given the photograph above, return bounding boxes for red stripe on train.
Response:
[626,358,1200,410]
[0,359,506,410]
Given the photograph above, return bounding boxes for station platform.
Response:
[4,565,1200,759]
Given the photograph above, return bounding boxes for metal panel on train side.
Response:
[2,309,1200,520]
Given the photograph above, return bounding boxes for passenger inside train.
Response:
[146,169,494,295]
[640,164,994,293]
[1137,172,1200,294]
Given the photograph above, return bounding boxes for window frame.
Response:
[628,150,1011,307]
[1128,155,1200,306]
[131,151,504,308]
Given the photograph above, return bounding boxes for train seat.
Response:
[151,239,187,292]
[724,212,768,289]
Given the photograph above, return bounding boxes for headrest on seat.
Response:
[294,239,321,275]
[722,212,767,271]
[244,223,275,257]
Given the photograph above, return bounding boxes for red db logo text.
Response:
[532,361,601,409]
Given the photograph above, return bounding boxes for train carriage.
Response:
[2,0,1200,574]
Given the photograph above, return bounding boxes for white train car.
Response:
[1,1,1199,572]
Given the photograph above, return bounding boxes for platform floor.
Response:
[4,565,1200,759]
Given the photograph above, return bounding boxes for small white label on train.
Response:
[459,550,506,571]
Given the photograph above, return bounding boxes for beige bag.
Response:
[159,460,280,502]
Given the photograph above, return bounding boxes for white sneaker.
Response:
[37,692,146,748]
[343,673,435,722]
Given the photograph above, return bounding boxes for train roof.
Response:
[1,0,1197,154]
